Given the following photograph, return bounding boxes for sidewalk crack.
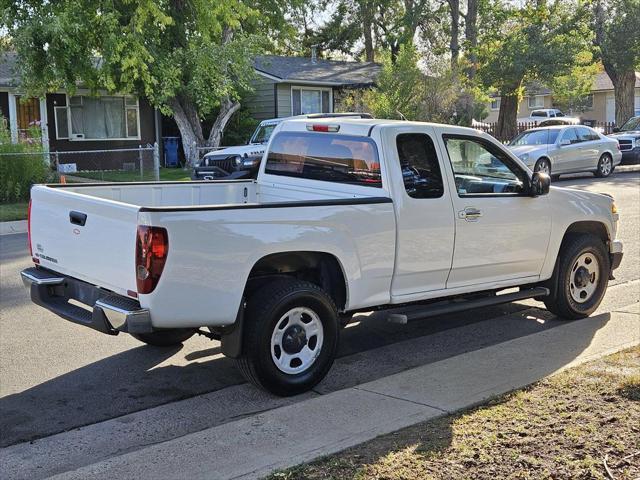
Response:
[353,386,449,413]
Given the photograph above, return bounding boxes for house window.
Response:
[490,98,500,110]
[528,95,544,109]
[16,96,41,135]
[291,87,332,115]
[583,94,594,109]
[66,95,140,140]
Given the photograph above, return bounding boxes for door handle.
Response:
[69,211,87,226]
[458,207,482,221]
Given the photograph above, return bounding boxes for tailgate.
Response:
[29,186,139,296]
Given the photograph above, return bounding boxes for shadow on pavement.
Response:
[1,301,573,448]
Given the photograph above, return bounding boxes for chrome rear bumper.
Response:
[21,267,153,335]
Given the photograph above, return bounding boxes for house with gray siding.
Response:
[248,54,381,121]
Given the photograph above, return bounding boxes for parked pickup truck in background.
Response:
[517,108,579,125]
[23,117,623,395]
[609,116,640,164]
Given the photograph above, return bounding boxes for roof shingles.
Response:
[253,55,380,86]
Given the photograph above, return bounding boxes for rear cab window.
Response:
[265,131,382,188]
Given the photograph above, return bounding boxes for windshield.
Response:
[250,123,278,144]
[510,129,559,146]
[619,116,640,131]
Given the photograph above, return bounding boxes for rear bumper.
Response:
[21,267,153,335]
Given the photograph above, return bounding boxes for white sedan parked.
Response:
[508,125,622,179]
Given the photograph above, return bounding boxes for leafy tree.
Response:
[476,0,593,140]
[3,0,295,166]
[550,57,600,115]
[363,44,425,119]
[593,0,640,126]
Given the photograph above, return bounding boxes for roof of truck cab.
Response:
[278,117,485,137]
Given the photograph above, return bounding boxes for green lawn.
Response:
[0,202,29,222]
[71,167,192,182]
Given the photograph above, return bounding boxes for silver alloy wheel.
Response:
[270,307,324,375]
[569,252,599,303]
[599,155,612,176]
[537,159,550,175]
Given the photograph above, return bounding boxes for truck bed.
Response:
[29,180,395,327]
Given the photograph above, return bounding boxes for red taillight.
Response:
[27,199,33,257]
[135,226,168,294]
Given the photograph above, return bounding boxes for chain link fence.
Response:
[0,144,161,184]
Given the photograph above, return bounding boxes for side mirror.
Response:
[612,127,620,133]
[530,171,551,196]
[560,138,571,146]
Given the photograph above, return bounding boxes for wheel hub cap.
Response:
[574,266,590,288]
[270,307,324,375]
[569,253,599,303]
[282,325,307,354]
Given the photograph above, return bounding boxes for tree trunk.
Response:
[360,1,375,62]
[207,97,241,147]
[496,93,520,142]
[611,70,636,126]
[168,97,204,167]
[465,0,478,80]
[448,0,460,74]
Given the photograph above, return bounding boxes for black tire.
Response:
[236,279,339,396]
[131,328,197,347]
[534,157,551,176]
[595,153,614,178]
[543,234,610,320]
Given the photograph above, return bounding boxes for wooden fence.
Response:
[473,121,617,143]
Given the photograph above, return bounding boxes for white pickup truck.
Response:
[23,118,623,395]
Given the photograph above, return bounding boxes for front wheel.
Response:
[236,279,339,396]
[595,153,614,178]
[543,234,610,319]
[131,328,197,347]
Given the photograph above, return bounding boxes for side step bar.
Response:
[388,287,549,324]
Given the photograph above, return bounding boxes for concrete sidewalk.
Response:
[12,304,632,480]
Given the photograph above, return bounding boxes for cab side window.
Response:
[443,136,527,196]
[395,133,444,199]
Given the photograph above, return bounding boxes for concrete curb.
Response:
[21,306,635,480]
[616,164,640,173]
[0,220,27,236]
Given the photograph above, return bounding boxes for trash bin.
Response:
[163,137,180,167]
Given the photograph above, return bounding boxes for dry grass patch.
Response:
[268,347,640,480]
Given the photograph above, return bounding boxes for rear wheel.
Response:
[534,158,551,176]
[236,279,339,396]
[131,328,197,347]
[595,153,613,178]
[543,234,609,319]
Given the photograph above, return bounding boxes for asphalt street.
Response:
[0,172,638,450]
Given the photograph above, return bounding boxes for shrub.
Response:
[0,116,50,203]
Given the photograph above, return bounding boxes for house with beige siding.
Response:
[247,54,380,121]
[485,71,640,124]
